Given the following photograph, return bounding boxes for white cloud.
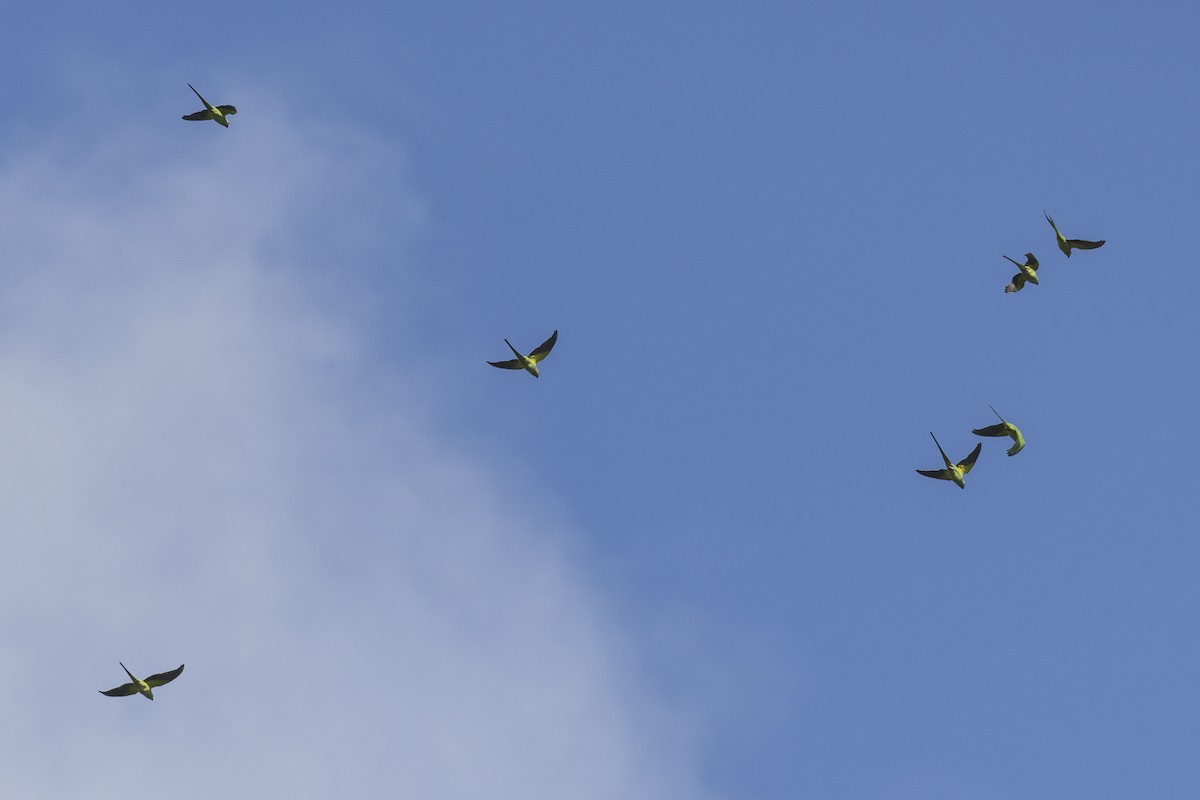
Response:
[0,112,708,799]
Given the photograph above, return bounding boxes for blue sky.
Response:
[3,2,1200,797]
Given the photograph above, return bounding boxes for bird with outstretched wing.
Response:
[1045,211,1104,257]
[488,330,558,378]
[916,433,982,489]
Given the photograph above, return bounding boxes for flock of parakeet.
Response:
[100,84,243,701]
[998,213,1104,294]
[100,85,1103,701]
[916,212,1104,489]
[105,85,566,702]
[180,80,558,386]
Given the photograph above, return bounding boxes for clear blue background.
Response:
[4,2,1199,797]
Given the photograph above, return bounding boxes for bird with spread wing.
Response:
[99,662,184,701]
[1045,211,1104,257]
[488,330,558,378]
[1002,252,1040,294]
[972,405,1025,457]
[182,84,237,128]
[916,433,982,489]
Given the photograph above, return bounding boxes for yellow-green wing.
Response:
[1066,238,1104,250]
[216,105,237,116]
[1023,253,1039,271]
[100,682,139,697]
[145,664,184,688]
[488,359,524,370]
[182,110,215,121]
[972,423,1009,437]
[1005,273,1026,293]
[1006,426,1025,456]
[529,330,558,363]
[958,442,982,474]
[916,468,952,481]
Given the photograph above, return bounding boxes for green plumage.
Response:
[972,404,1025,456]
[1002,253,1039,294]
[916,432,982,489]
[1045,211,1104,257]
[182,84,237,128]
[99,662,184,701]
[488,330,558,378]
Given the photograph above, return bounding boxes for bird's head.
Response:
[217,117,230,128]
[1027,274,1039,284]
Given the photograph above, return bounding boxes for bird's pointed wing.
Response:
[488,359,524,370]
[100,683,139,697]
[1066,238,1104,250]
[529,330,558,363]
[1025,253,1039,271]
[145,664,184,688]
[972,423,1009,437]
[216,105,237,116]
[957,442,983,474]
[188,84,214,111]
[916,468,952,481]
[182,110,215,121]
[1005,273,1025,293]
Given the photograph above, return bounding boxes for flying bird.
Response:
[99,662,184,701]
[1002,252,1039,293]
[488,330,558,378]
[916,432,982,489]
[972,404,1025,456]
[1044,211,1104,257]
[182,84,237,127]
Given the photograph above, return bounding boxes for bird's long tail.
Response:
[188,84,210,109]
[929,432,951,467]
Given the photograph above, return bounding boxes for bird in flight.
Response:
[182,84,237,128]
[488,330,558,378]
[1044,211,1104,257]
[99,662,184,701]
[1002,253,1039,293]
[916,433,982,489]
[972,404,1025,456]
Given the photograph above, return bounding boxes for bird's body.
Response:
[972,404,1025,456]
[488,330,558,378]
[916,432,982,489]
[100,662,184,701]
[182,84,237,128]
[1045,211,1104,257]
[1002,252,1039,293]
